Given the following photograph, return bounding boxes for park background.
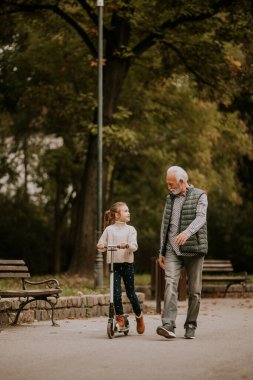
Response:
[0,1,253,284]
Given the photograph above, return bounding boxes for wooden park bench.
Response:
[202,259,248,296]
[0,259,62,326]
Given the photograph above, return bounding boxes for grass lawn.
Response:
[247,274,253,283]
[1,273,251,297]
[0,273,151,297]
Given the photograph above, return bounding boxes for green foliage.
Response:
[0,194,52,273]
[109,77,253,270]
[0,0,253,274]
[0,7,97,272]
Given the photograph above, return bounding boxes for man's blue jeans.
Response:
[162,251,204,329]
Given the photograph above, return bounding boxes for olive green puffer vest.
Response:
[161,187,208,256]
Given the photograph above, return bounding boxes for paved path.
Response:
[1,298,253,380]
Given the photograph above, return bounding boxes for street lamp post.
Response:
[95,0,104,288]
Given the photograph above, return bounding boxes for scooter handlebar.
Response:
[104,244,129,250]
[106,244,119,251]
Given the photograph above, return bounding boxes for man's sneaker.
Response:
[156,324,176,339]
[184,325,196,339]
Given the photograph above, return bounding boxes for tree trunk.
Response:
[69,57,131,276]
[54,225,62,274]
[53,173,62,274]
[68,133,98,275]
[68,11,132,276]
[53,164,75,273]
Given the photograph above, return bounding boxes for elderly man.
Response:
[156,166,208,339]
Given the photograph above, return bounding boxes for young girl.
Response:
[97,202,145,334]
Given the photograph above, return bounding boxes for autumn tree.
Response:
[1,0,253,275]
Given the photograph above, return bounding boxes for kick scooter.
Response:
[107,244,129,339]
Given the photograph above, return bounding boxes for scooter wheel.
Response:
[124,316,129,335]
[107,321,114,339]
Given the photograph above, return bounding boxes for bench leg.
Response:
[224,283,232,297]
[11,299,31,325]
[45,299,59,327]
[240,282,247,297]
[224,282,246,297]
[11,297,59,326]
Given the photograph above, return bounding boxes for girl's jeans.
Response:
[113,263,142,316]
[162,250,204,329]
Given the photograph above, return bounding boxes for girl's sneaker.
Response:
[135,313,145,334]
[116,315,127,331]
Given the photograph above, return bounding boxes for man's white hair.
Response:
[167,166,188,183]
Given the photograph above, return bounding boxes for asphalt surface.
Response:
[1,298,253,380]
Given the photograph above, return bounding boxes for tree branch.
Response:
[76,0,98,26]
[163,42,215,87]
[132,0,236,57]
[76,0,111,41]
[1,2,97,58]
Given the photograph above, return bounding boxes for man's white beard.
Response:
[169,185,181,195]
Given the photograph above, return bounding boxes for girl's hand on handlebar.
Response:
[97,243,107,252]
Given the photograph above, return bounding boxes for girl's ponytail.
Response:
[103,210,111,228]
[103,202,126,229]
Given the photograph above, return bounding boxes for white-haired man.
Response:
[156,166,208,339]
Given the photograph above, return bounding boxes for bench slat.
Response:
[203,268,233,272]
[203,263,233,267]
[203,259,234,274]
[0,265,29,272]
[203,276,246,281]
[0,260,25,265]
[0,288,62,297]
[205,259,231,264]
[0,272,30,278]
[203,264,233,268]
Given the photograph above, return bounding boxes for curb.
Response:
[0,293,145,325]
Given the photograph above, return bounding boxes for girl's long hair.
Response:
[103,202,126,228]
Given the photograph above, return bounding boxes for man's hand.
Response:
[158,255,165,270]
[175,232,189,246]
